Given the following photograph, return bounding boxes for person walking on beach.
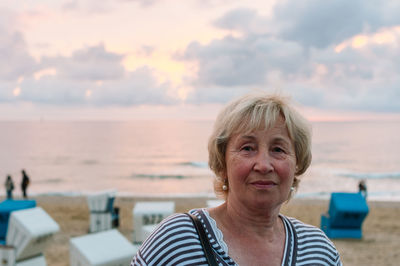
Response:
[5,175,15,199]
[359,179,367,199]
[21,170,30,198]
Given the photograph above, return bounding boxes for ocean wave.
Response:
[35,178,62,184]
[338,171,400,179]
[81,159,99,165]
[133,174,186,179]
[34,191,84,197]
[178,161,208,168]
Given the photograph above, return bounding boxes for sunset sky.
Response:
[1,0,400,121]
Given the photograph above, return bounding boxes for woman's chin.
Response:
[244,195,285,211]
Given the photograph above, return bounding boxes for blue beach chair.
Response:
[0,199,36,244]
[321,192,369,239]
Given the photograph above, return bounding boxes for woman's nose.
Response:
[253,150,274,173]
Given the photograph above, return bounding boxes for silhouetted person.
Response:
[5,175,15,199]
[21,170,30,198]
[358,179,367,199]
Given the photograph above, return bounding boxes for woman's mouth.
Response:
[251,180,277,189]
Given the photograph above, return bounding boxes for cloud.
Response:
[2,2,400,114]
[14,65,176,106]
[194,0,241,9]
[0,6,177,108]
[212,8,272,36]
[89,67,176,106]
[16,76,88,105]
[138,45,155,56]
[178,4,400,112]
[62,0,162,13]
[0,81,18,103]
[61,0,117,14]
[118,0,160,7]
[273,0,400,48]
[41,44,125,81]
[61,0,79,11]
[1,41,177,106]
[181,35,305,87]
[0,12,38,81]
[312,38,400,111]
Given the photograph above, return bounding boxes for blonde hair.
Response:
[208,92,312,199]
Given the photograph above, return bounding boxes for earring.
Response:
[222,180,228,191]
[290,187,295,192]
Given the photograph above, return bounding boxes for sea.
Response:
[0,120,399,201]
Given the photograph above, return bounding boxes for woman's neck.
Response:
[216,199,283,237]
[208,201,286,266]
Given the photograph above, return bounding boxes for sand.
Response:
[18,195,399,266]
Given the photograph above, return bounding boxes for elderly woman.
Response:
[131,93,342,265]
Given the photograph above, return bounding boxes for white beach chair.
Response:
[132,201,175,244]
[87,190,117,212]
[87,190,119,233]
[16,254,46,266]
[0,245,15,266]
[70,229,137,266]
[0,251,47,266]
[0,207,60,265]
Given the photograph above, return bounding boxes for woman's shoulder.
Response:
[283,215,336,245]
[132,209,206,265]
[148,211,197,235]
[138,209,204,248]
[283,215,330,238]
[161,208,204,224]
[281,215,342,265]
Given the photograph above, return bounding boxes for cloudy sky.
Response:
[1,0,400,120]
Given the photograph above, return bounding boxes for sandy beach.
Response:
[11,195,398,266]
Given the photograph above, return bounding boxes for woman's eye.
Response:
[241,145,254,151]
[272,147,285,153]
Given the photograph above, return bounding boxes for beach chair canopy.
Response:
[6,207,60,261]
[70,229,136,266]
[0,200,36,242]
[328,192,369,228]
[87,190,117,213]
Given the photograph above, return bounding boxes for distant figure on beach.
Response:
[5,175,15,199]
[131,92,342,265]
[21,170,30,198]
[359,179,367,199]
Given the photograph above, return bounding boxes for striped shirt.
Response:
[131,209,342,266]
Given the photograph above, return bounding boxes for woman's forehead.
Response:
[234,115,286,135]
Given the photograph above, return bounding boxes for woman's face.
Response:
[224,116,296,211]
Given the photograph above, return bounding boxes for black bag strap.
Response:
[186,213,218,266]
